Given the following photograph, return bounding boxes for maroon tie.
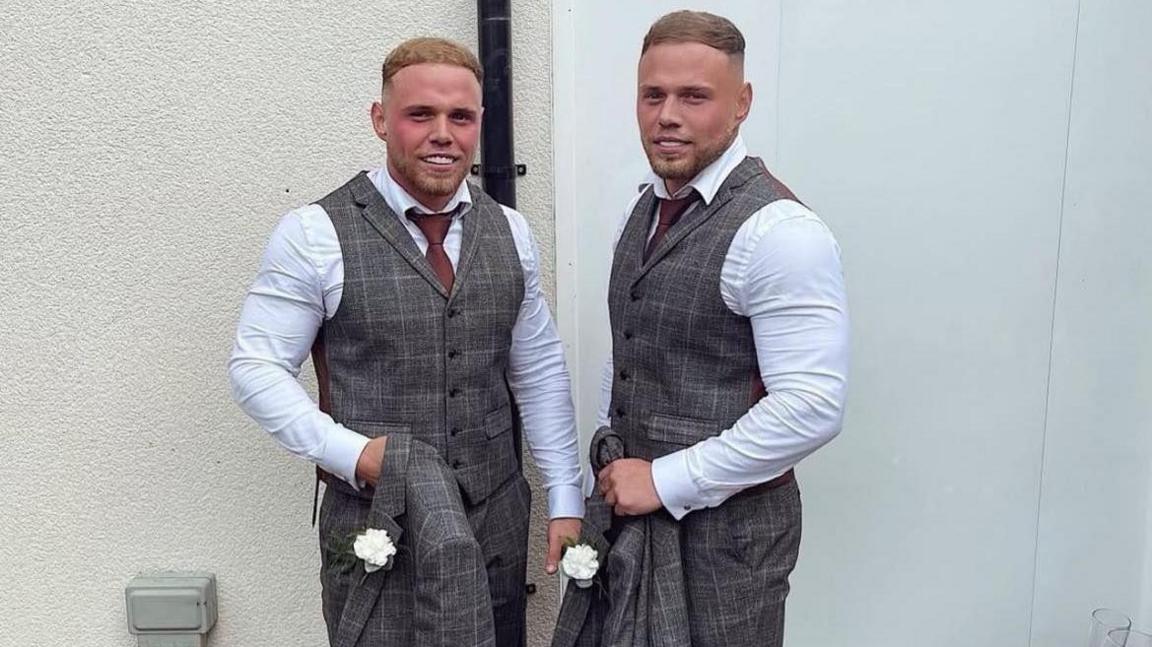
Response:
[644,190,700,262]
[406,209,455,292]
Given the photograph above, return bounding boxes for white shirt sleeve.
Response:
[227,206,370,488]
[502,207,586,519]
[650,200,850,519]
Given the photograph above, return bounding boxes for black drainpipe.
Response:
[477,0,521,454]
[479,3,532,617]
[478,0,525,457]
[477,0,518,208]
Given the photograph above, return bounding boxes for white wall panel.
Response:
[775,3,1079,646]
[1030,1,1152,644]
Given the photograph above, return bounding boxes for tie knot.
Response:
[405,208,454,245]
[658,190,699,227]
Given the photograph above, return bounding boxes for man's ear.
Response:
[736,82,753,124]
[370,101,388,141]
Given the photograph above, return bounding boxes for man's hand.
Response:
[545,517,583,575]
[598,458,663,516]
[354,436,388,486]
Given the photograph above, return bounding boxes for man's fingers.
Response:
[545,518,582,575]
[545,534,562,575]
[354,436,388,486]
[599,463,621,492]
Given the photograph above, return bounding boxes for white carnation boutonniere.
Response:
[560,539,601,589]
[330,527,398,583]
[353,528,397,574]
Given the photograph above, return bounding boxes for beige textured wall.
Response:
[0,1,558,645]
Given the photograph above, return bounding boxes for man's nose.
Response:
[430,115,452,144]
[656,97,681,129]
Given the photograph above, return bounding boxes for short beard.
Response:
[391,153,469,199]
[645,129,737,186]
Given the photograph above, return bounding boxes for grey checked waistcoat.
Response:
[607,157,798,460]
[314,171,524,506]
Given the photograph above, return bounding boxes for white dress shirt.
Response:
[598,136,850,520]
[230,167,584,519]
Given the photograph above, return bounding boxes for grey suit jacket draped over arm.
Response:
[333,435,495,647]
[551,427,692,647]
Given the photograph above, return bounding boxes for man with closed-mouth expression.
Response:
[595,11,850,646]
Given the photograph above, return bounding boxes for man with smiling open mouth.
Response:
[229,37,583,647]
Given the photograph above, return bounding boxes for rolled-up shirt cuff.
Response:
[319,423,371,490]
[548,484,586,519]
[651,451,702,521]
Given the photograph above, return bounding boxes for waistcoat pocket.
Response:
[645,413,721,446]
[484,403,513,439]
[341,420,412,439]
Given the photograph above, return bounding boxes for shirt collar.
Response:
[644,135,747,205]
[367,166,474,218]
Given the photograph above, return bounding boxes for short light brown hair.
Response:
[382,37,483,95]
[641,10,745,61]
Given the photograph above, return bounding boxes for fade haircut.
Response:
[381,37,483,97]
[641,10,745,67]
